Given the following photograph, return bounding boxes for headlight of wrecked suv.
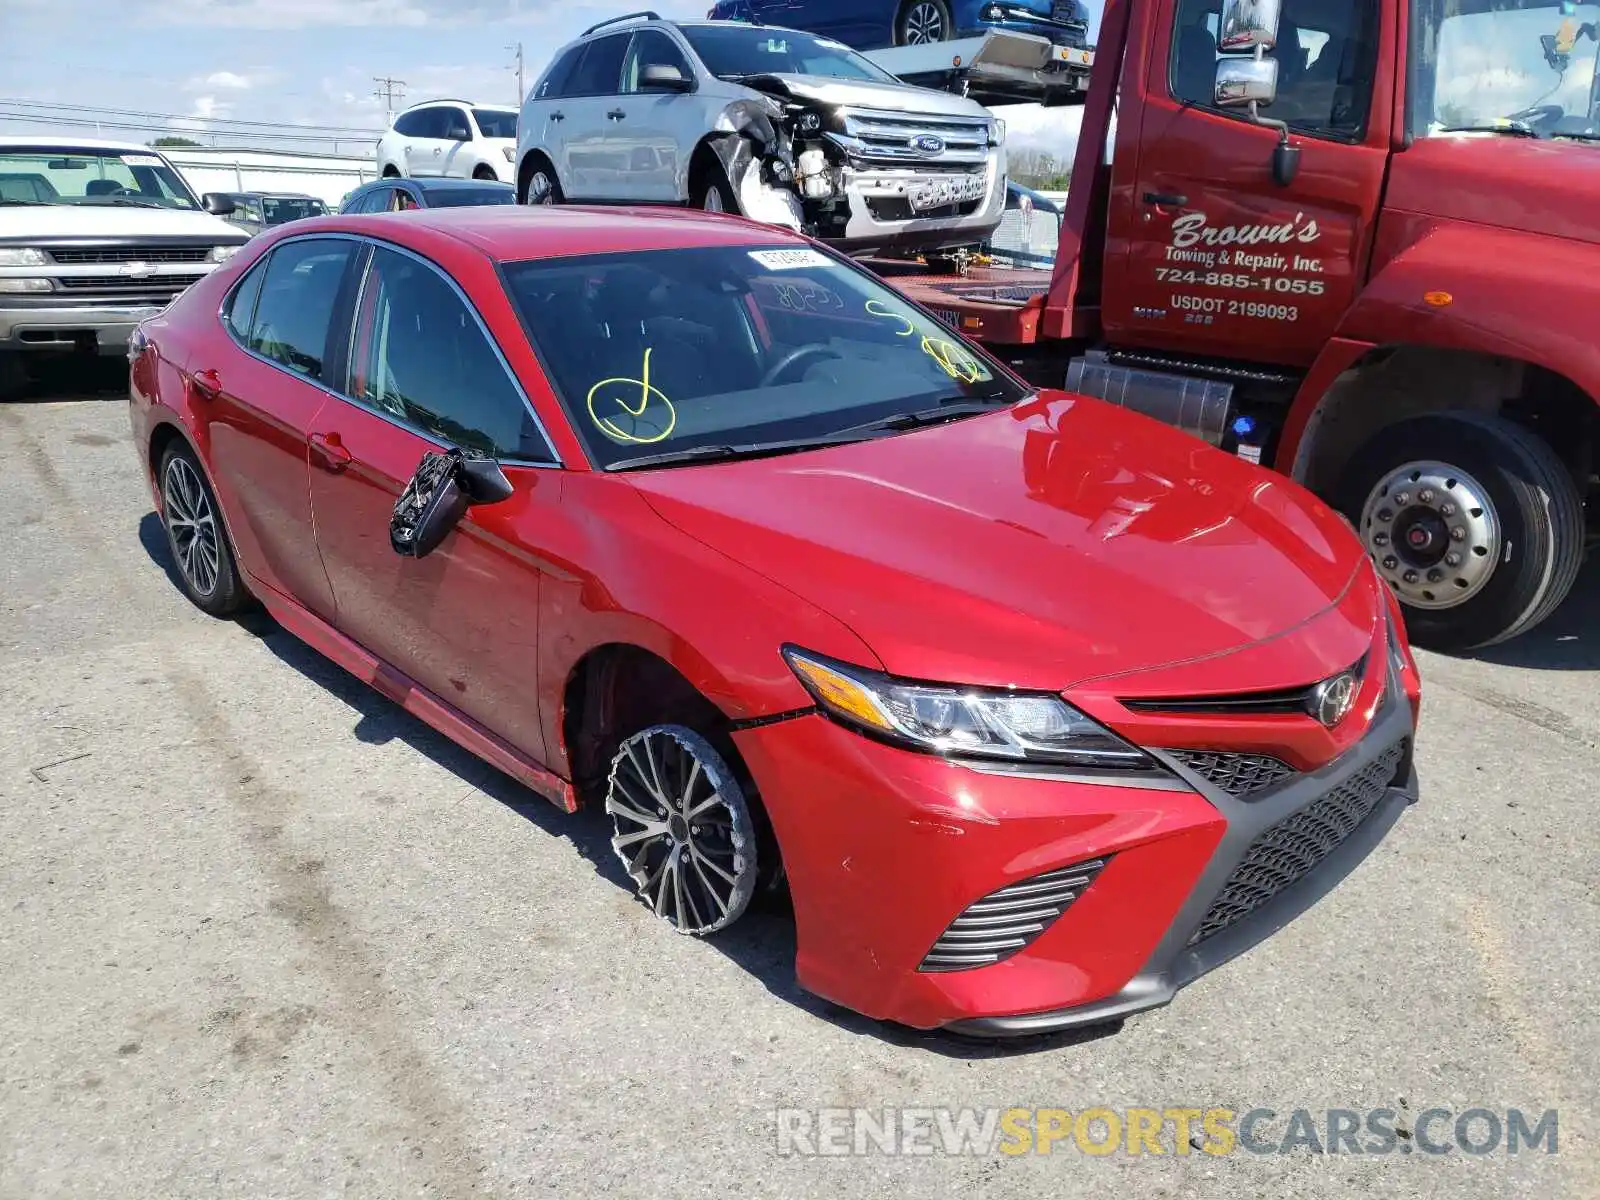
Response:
[783,647,1160,772]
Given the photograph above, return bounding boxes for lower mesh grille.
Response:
[919,858,1107,973]
[1169,749,1296,798]
[1187,738,1409,946]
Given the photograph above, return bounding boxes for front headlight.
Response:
[0,247,47,267]
[989,117,1007,146]
[0,278,52,293]
[502,145,516,162]
[783,647,1159,772]
[207,244,241,264]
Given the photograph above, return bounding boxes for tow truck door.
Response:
[1101,0,1394,366]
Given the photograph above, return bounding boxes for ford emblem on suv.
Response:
[910,133,946,155]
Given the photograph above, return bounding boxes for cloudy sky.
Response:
[0,0,1090,158]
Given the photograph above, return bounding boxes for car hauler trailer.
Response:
[870,0,1599,652]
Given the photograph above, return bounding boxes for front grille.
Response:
[1187,738,1409,946]
[48,247,213,264]
[1168,750,1296,798]
[56,274,205,294]
[833,107,991,169]
[919,857,1107,972]
[1050,0,1086,23]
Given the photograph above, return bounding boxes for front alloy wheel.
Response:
[525,169,558,206]
[605,725,759,936]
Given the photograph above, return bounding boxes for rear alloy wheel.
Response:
[524,166,562,206]
[898,0,953,44]
[159,443,249,617]
[605,725,759,936]
[1336,410,1586,652]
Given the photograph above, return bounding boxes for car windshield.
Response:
[425,185,515,208]
[1411,0,1600,137]
[680,24,902,84]
[262,196,328,223]
[501,244,1026,470]
[472,108,519,138]
[0,146,201,208]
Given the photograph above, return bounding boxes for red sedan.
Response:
[128,206,1422,1036]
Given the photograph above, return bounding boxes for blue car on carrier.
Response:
[707,0,1091,50]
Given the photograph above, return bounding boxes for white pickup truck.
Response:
[0,137,250,395]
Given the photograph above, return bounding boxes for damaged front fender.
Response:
[705,132,805,233]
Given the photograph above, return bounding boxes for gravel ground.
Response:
[1,371,1596,1199]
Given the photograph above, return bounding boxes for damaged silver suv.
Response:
[514,12,1007,256]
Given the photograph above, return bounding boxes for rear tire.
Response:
[158,441,249,617]
[521,158,563,205]
[1333,410,1586,652]
[896,0,953,44]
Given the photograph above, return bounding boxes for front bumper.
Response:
[830,154,1007,254]
[0,298,170,355]
[734,666,1419,1036]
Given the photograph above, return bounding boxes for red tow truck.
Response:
[873,0,1599,651]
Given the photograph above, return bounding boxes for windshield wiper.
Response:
[93,196,164,208]
[1552,130,1600,141]
[841,393,1017,435]
[1434,120,1539,137]
[0,199,49,206]
[607,430,879,472]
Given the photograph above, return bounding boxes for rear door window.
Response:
[566,33,631,96]
[244,238,359,381]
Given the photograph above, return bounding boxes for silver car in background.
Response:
[514,13,1008,257]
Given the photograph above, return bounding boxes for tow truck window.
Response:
[1169,0,1380,140]
[622,29,696,92]
[1409,0,1600,137]
[501,245,1026,470]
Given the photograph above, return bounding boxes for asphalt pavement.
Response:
[1,367,1596,1199]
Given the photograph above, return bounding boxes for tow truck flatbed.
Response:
[866,259,1058,343]
[864,30,1094,107]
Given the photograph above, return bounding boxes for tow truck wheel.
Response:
[897,0,953,44]
[1334,410,1586,652]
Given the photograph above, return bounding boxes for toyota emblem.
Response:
[1307,671,1359,728]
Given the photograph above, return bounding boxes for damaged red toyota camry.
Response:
[128,206,1422,1036]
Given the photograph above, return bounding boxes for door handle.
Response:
[309,431,352,473]
[1142,191,1188,207]
[189,368,222,400]
[606,108,626,121]
[550,111,565,122]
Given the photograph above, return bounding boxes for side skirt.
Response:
[249,575,577,813]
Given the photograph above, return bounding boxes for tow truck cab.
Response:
[876,0,1600,652]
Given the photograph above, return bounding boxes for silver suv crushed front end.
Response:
[516,16,1009,258]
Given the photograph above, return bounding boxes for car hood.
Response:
[0,204,246,241]
[735,72,991,119]
[628,392,1371,691]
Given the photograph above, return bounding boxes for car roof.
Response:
[0,136,168,153]
[311,205,811,261]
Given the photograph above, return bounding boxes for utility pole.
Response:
[507,42,525,103]
[372,75,407,120]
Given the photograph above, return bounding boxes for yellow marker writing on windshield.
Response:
[586,346,677,445]
[865,299,916,336]
[921,336,986,384]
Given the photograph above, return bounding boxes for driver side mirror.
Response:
[202,192,236,216]
[640,64,694,93]
[1214,56,1279,109]
[390,448,515,559]
[1217,0,1280,51]
[1214,0,1299,186]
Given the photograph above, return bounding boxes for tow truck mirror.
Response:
[1217,0,1281,51]
[1214,57,1278,109]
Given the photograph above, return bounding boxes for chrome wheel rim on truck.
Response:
[1359,460,1501,609]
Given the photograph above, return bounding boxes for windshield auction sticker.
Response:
[749,248,830,271]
